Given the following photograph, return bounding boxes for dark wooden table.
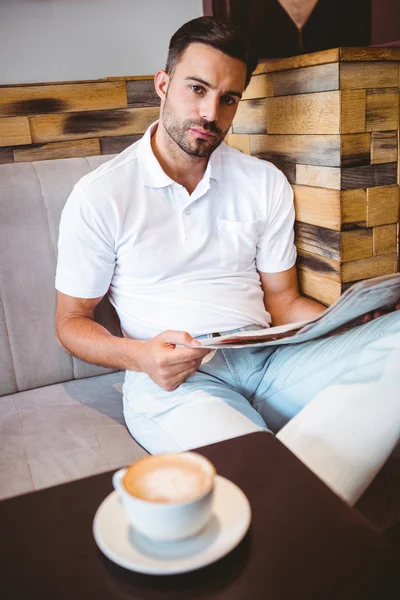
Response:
[1,432,399,599]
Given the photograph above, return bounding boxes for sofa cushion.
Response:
[0,155,122,396]
[0,371,147,500]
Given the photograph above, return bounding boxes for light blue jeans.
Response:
[123,311,400,503]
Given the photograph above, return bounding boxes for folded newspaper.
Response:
[199,273,400,349]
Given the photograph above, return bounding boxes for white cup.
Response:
[112,452,216,542]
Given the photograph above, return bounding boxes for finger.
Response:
[373,309,391,319]
[164,366,199,392]
[162,346,213,366]
[158,359,200,378]
[159,330,202,349]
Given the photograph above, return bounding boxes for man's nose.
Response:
[200,95,219,123]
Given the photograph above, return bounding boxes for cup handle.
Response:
[112,468,126,493]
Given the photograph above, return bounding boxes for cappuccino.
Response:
[123,452,215,504]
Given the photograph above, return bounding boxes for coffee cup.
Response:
[112,452,216,542]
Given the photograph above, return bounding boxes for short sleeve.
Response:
[55,185,116,298]
[256,175,297,273]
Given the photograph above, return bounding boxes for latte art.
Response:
[123,453,215,503]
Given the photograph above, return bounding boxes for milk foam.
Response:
[138,466,204,502]
[123,453,214,503]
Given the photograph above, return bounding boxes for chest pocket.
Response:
[217,220,260,271]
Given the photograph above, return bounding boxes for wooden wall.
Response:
[0,76,160,163]
[1,48,399,305]
[226,47,400,304]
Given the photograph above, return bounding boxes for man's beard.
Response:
[162,95,228,158]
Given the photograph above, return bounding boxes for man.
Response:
[56,17,400,504]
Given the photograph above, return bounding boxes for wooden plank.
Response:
[341,189,367,228]
[0,116,31,147]
[29,107,160,143]
[373,224,398,256]
[366,185,399,227]
[296,226,372,263]
[242,74,273,100]
[2,75,153,87]
[224,134,251,154]
[295,164,341,189]
[294,222,341,260]
[254,49,339,75]
[340,47,400,62]
[100,134,142,155]
[256,48,400,76]
[371,131,398,165]
[264,158,296,184]
[299,247,398,284]
[340,62,399,90]
[297,249,341,282]
[0,147,14,164]
[343,159,397,189]
[265,91,340,135]
[341,229,373,262]
[126,80,160,107]
[0,82,127,117]
[106,75,154,81]
[341,281,357,293]
[298,268,340,305]
[13,139,100,163]
[232,99,267,134]
[292,185,341,231]
[250,134,341,167]
[271,63,339,97]
[342,254,398,282]
[341,163,397,190]
[366,88,398,132]
[0,78,109,88]
[295,221,372,262]
[341,133,370,167]
[341,90,366,134]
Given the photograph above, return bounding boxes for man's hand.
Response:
[136,330,212,392]
[362,302,400,324]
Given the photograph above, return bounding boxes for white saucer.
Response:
[93,475,251,575]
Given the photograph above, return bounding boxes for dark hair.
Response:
[165,17,258,88]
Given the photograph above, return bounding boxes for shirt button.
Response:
[185,209,191,215]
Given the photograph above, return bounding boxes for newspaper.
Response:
[199,273,400,349]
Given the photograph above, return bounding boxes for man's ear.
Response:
[154,70,169,100]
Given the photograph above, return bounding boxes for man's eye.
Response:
[190,85,204,94]
[221,95,235,106]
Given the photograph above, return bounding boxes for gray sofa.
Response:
[1,156,399,532]
[0,156,147,500]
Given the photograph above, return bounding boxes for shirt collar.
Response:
[137,121,222,189]
[207,140,222,182]
[137,121,173,189]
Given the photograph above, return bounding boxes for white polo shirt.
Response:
[56,122,296,339]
